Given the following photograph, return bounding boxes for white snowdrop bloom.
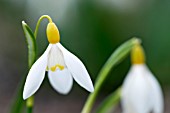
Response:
[23,20,94,100]
[121,44,164,113]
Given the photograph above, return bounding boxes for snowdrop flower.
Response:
[23,18,94,100]
[121,44,164,113]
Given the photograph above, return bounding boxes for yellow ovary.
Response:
[131,44,145,64]
[46,22,60,44]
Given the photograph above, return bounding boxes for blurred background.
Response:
[0,0,170,113]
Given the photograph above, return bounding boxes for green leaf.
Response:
[95,87,121,113]
[22,21,37,68]
[81,38,140,113]
[10,82,25,113]
[10,21,36,113]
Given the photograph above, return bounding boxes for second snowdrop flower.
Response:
[23,16,94,100]
[121,43,164,113]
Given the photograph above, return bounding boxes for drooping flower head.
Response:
[121,43,164,113]
[23,16,94,100]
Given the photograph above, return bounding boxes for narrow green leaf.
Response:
[10,21,36,113]
[10,81,25,113]
[22,21,36,68]
[95,87,121,113]
[81,38,140,113]
[95,38,140,91]
[22,21,36,113]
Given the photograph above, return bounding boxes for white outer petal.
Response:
[57,43,94,92]
[23,44,52,100]
[146,69,164,113]
[48,69,73,94]
[121,64,154,113]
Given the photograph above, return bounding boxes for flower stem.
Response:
[26,96,34,113]
[81,38,140,113]
[34,15,53,39]
[95,87,121,113]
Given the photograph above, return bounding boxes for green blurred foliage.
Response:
[60,0,170,92]
[1,0,170,95]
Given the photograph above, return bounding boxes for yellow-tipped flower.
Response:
[121,43,164,113]
[23,17,94,100]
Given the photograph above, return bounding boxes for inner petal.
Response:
[47,44,66,72]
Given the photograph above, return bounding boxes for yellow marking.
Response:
[46,22,60,44]
[131,43,145,64]
[50,64,64,71]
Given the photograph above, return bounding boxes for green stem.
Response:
[26,96,34,113]
[95,87,121,113]
[27,107,33,113]
[81,38,140,113]
[34,15,53,39]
